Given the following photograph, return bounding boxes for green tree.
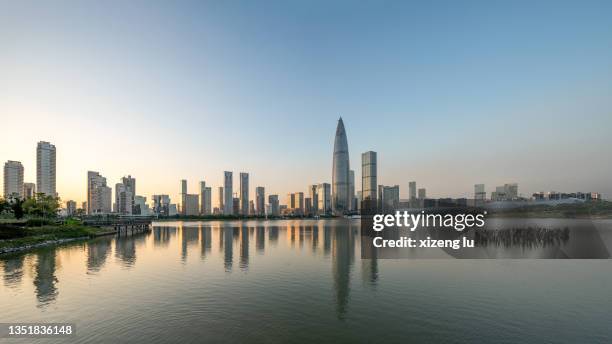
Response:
[22,193,60,218]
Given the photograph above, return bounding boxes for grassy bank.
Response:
[0,224,111,254]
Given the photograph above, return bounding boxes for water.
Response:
[1,219,611,343]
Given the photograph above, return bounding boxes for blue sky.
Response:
[1,0,611,203]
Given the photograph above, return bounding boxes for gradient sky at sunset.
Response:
[1,0,611,205]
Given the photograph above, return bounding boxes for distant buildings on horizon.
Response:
[1,122,606,217]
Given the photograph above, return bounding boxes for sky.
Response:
[1,0,611,205]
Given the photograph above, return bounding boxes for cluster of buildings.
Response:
[2,141,56,200]
[2,121,606,217]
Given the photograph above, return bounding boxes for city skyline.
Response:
[2,1,612,204]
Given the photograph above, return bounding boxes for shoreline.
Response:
[0,226,118,256]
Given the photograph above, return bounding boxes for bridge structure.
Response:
[81,216,153,235]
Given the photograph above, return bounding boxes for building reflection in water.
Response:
[115,232,146,268]
[2,255,25,288]
[33,247,59,307]
[200,227,212,260]
[256,227,265,254]
[1,220,380,317]
[223,227,233,272]
[324,226,331,256]
[269,226,279,245]
[180,225,199,262]
[154,227,175,247]
[239,226,249,271]
[332,224,356,319]
[87,236,112,274]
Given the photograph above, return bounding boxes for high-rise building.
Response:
[249,200,255,215]
[409,181,417,201]
[23,183,35,199]
[361,151,377,208]
[3,160,24,199]
[183,194,199,216]
[305,197,312,216]
[287,193,296,209]
[474,184,486,205]
[240,172,249,215]
[255,186,265,216]
[381,185,400,213]
[317,183,331,215]
[200,181,206,215]
[217,186,224,214]
[115,182,134,215]
[66,200,77,216]
[295,192,304,215]
[204,187,212,215]
[268,195,279,216]
[332,117,350,215]
[134,195,150,215]
[224,171,233,215]
[87,171,112,214]
[153,194,171,216]
[491,183,518,201]
[349,170,355,211]
[418,188,426,200]
[309,184,319,214]
[180,179,187,213]
[36,141,56,196]
[232,197,240,215]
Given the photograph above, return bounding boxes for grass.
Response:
[0,224,109,252]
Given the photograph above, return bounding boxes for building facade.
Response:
[332,117,350,215]
[240,172,249,215]
[36,141,56,196]
[3,160,24,199]
[223,171,233,215]
[361,151,377,207]
[255,186,265,216]
[87,171,112,214]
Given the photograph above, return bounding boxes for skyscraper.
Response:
[309,184,319,214]
[240,172,249,215]
[87,171,112,214]
[204,187,212,215]
[332,117,350,215]
[115,182,133,215]
[23,183,35,199]
[474,184,486,205]
[200,181,206,214]
[121,175,136,212]
[255,186,265,216]
[36,141,56,196]
[268,195,279,216]
[409,181,417,200]
[348,170,355,211]
[418,188,427,200]
[317,183,331,215]
[361,151,377,211]
[3,160,24,199]
[217,186,224,214]
[223,171,233,215]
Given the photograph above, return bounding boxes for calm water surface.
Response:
[1,219,611,343]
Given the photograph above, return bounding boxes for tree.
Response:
[11,198,24,219]
[22,193,60,218]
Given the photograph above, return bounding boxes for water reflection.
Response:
[87,236,112,274]
[200,227,212,260]
[2,254,25,288]
[33,247,58,307]
[240,227,249,271]
[332,224,356,319]
[3,218,608,314]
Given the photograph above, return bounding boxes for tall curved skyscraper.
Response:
[332,117,350,215]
